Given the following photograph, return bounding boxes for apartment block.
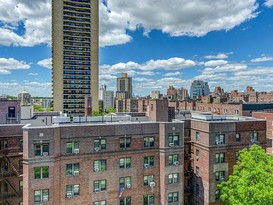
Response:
[186,114,266,205]
[23,121,184,205]
[0,125,24,205]
[0,97,20,124]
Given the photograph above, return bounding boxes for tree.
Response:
[106,107,116,113]
[218,145,273,205]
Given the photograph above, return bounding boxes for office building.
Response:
[99,85,114,111]
[116,73,132,100]
[190,80,210,100]
[52,0,99,116]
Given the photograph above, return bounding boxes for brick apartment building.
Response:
[23,121,184,205]
[184,114,266,205]
[0,125,24,205]
[0,97,20,124]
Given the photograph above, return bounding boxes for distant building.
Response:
[150,91,161,99]
[190,80,210,100]
[116,73,132,100]
[18,90,31,106]
[99,85,114,111]
[167,86,178,100]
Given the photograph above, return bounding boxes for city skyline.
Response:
[0,0,273,97]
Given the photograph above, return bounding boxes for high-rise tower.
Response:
[52,0,99,116]
[116,73,132,100]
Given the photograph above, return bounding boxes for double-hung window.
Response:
[94,160,106,172]
[168,134,179,147]
[215,134,225,145]
[119,177,131,189]
[94,180,106,192]
[168,173,178,184]
[144,156,154,168]
[120,197,131,205]
[143,194,154,205]
[34,143,49,156]
[94,139,106,151]
[120,137,131,148]
[34,167,49,179]
[168,154,179,165]
[66,163,80,176]
[215,171,225,181]
[66,142,80,154]
[144,137,154,148]
[120,158,131,169]
[168,192,179,203]
[250,132,258,143]
[144,175,154,186]
[34,189,49,203]
[215,153,225,163]
[66,184,80,197]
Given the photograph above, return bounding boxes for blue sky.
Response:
[0,0,273,97]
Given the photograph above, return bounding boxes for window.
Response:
[19,202,23,205]
[143,194,154,205]
[196,149,200,160]
[66,163,80,176]
[250,132,258,143]
[196,166,200,177]
[19,180,23,191]
[216,171,225,181]
[215,133,225,145]
[168,154,179,165]
[66,142,80,154]
[235,151,239,161]
[8,106,16,117]
[3,140,8,149]
[235,133,240,143]
[4,182,8,192]
[168,133,179,146]
[168,173,178,184]
[144,175,154,186]
[120,158,131,169]
[119,177,131,189]
[144,156,154,168]
[215,153,225,163]
[120,137,131,148]
[215,190,220,200]
[34,189,49,203]
[34,143,49,156]
[94,139,106,151]
[168,192,179,203]
[196,132,200,141]
[94,180,106,192]
[94,201,106,205]
[144,137,154,148]
[34,167,49,179]
[94,160,106,172]
[196,184,199,196]
[66,184,80,197]
[120,197,131,205]
[19,160,23,170]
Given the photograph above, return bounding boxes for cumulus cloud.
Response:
[37,58,52,69]
[164,72,182,77]
[250,56,273,63]
[100,0,259,46]
[0,0,51,46]
[265,0,273,7]
[28,73,38,76]
[204,60,228,67]
[204,53,230,59]
[0,58,30,74]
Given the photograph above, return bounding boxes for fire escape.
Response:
[0,139,23,205]
[184,130,194,205]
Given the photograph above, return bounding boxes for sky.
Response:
[0,0,273,97]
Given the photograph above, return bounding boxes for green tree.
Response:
[218,145,273,205]
[106,107,116,113]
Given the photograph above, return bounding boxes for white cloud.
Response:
[0,0,51,46]
[204,53,230,59]
[265,0,273,7]
[100,0,259,46]
[250,56,273,63]
[0,58,30,74]
[204,60,228,67]
[37,58,52,69]
[28,73,38,76]
[164,72,182,77]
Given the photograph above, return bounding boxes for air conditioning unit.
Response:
[73,170,80,176]
[66,192,72,198]
[250,139,255,143]
[169,142,174,147]
[43,197,48,202]
[94,168,100,172]
[74,149,79,154]
[94,188,100,192]
[126,183,131,189]
[216,141,220,145]
[43,152,48,156]
[196,156,199,160]
[94,147,100,152]
[144,164,150,169]
[221,177,225,181]
[173,161,179,166]
[149,182,155,187]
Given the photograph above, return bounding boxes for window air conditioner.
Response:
[169,142,174,147]
[43,152,48,156]
[173,161,179,166]
[73,149,79,154]
[94,168,100,172]
[73,170,80,176]
[66,192,72,198]
[144,164,150,169]
[43,197,48,202]
[126,183,131,189]
[94,147,100,152]
[149,182,155,187]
